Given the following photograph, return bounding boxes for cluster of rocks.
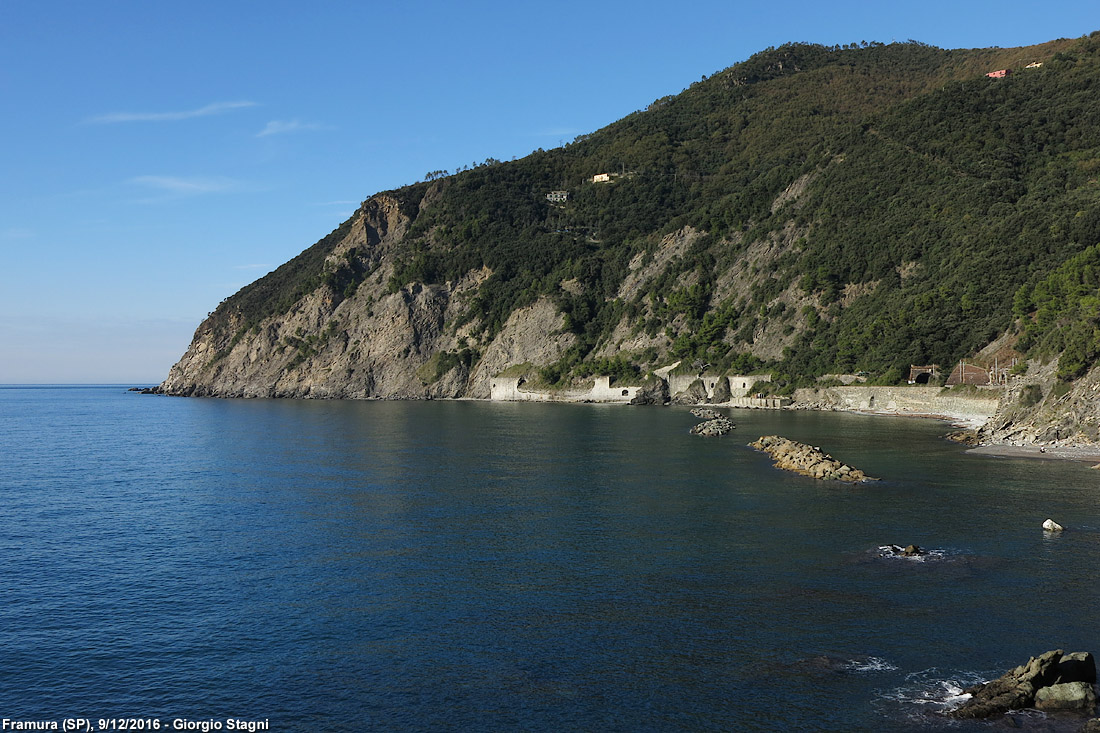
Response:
[950,649,1097,719]
[749,435,876,482]
[690,417,734,436]
[688,407,734,436]
[689,407,734,436]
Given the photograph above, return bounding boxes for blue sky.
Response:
[2,1,1097,383]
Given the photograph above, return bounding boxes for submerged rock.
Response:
[887,544,925,557]
[690,407,723,419]
[749,435,876,482]
[945,430,980,445]
[950,649,1097,719]
[1043,518,1065,532]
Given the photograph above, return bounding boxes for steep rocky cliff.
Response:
[980,359,1100,446]
[162,193,575,398]
[162,33,1100,422]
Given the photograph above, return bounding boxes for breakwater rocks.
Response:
[691,417,734,436]
[689,408,734,436]
[749,435,876,482]
[950,649,1097,719]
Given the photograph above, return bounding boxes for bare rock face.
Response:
[749,435,875,482]
[950,650,1097,719]
[1034,682,1097,712]
[629,376,670,405]
[671,379,709,405]
[465,298,576,398]
[980,358,1100,448]
[159,192,578,400]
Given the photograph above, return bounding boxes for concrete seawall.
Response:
[796,385,1001,426]
[490,376,639,403]
[668,374,770,400]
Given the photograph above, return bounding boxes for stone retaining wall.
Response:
[796,385,1001,420]
[489,376,639,403]
[668,374,771,400]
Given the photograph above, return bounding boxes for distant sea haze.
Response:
[2,387,1097,731]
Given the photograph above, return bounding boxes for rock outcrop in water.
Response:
[950,649,1097,719]
[885,544,925,557]
[690,417,735,436]
[749,435,875,482]
[689,407,734,436]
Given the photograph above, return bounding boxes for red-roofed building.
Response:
[945,361,990,386]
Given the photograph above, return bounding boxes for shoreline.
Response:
[153,385,1100,461]
[965,443,1100,462]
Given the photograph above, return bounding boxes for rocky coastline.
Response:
[950,649,1097,720]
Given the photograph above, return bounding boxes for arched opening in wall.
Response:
[913,372,932,384]
[621,389,629,396]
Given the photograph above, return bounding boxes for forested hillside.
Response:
[162,32,1100,402]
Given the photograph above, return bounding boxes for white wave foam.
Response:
[878,668,988,716]
[845,656,899,673]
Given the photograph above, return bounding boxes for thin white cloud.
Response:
[256,119,327,137]
[87,101,257,124]
[129,175,242,194]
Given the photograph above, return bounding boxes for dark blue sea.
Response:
[1,386,1098,732]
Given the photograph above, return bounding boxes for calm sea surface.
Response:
[1,386,1098,731]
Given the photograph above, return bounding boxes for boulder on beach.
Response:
[749,435,876,482]
[1043,518,1065,532]
[950,649,1097,719]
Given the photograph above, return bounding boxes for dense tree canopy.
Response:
[204,32,1100,386]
